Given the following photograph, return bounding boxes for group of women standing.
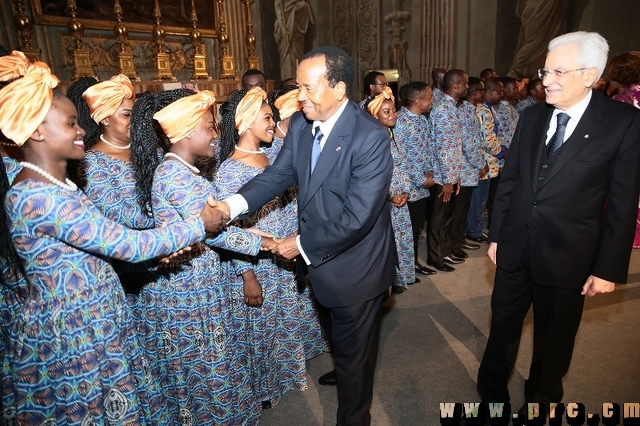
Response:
[0,50,326,425]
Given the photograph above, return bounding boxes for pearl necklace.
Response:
[100,134,131,151]
[164,152,200,174]
[0,141,16,147]
[276,121,287,138]
[235,145,264,155]
[19,161,78,191]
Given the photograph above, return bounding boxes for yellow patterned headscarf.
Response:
[367,86,395,117]
[274,89,301,121]
[153,90,217,144]
[0,50,30,81]
[0,56,59,146]
[82,74,136,124]
[235,86,267,136]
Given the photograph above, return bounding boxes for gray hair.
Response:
[548,31,609,80]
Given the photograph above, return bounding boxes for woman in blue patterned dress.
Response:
[130,89,269,425]
[366,87,415,292]
[67,74,163,302]
[214,87,310,409]
[0,53,227,425]
[269,86,328,360]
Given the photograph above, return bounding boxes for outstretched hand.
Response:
[199,196,229,233]
[271,236,300,260]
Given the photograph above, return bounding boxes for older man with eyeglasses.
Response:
[471,31,640,422]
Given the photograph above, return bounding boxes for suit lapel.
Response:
[297,121,314,204]
[538,93,603,190]
[299,102,353,210]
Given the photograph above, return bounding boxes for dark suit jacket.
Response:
[489,91,640,288]
[238,100,397,308]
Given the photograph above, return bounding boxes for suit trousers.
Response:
[407,197,428,263]
[477,242,586,404]
[449,185,475,250]
[317,291,385,426]
[427,183,456,263]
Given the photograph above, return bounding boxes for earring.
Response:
[187,134,191,139]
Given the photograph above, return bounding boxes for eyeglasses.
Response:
[537,68,587,79]
[373,82,389,87]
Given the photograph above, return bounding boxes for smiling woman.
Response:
[0,51,227,425]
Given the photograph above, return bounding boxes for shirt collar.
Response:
[313,98,349,138]
[553,90,592,123]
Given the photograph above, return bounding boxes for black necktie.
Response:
[310,126,323,173]
[546,112,571,158]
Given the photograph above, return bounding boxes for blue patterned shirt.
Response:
[457,101,485,187]
[516,96,536,114]
[428,93,462,185]
[394,107,431,201]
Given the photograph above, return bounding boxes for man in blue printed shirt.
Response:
[394,81,436,277]
[426,69,468,271]
[450,80,487,259]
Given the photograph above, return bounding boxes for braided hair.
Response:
[129,88,196,213]
[65,77,99,148]
[218,88,248,163]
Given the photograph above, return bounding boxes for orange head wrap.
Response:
[0,55,59,146]
[82,74,135,124]
[153,90,217,144]
[367,86,395,117]
[235,86,267,136]
[0,50,30,81]
[274,88,301,121]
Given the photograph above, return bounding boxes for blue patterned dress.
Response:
[2,179,206,425]
[388,132,415,287]
[213,147,314,408]
[140,159,264,425]
[78,149,158,301]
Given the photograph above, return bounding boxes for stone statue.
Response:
[274,0,315,80]
[508,0,571,79]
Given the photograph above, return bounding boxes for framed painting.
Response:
[30,0,218,36]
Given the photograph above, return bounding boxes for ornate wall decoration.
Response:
[356,0,377,71]
[58,33,206,78]
[385,0,411,84]
[333,0,351,55]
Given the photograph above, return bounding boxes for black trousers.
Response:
[317,291,385,426]
[426,183,456,263]
[448,185,475,251]
[407,197,428,263]
[477,242,585,404]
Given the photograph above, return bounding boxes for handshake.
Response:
[199,197,300,259]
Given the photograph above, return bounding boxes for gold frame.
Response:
[29,0,218,37]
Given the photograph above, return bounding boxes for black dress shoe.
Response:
[427,261,455,272]
[391,286,405,294]
[415,265,437,275]
[443,255,465,265]
[451,248,468,258]
[467,234,489,243]
[262,401,272,409]
[318,369,337,386]
[408,277,421,285]
[461,242,480,250]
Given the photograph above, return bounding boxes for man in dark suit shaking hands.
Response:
[477,31,640,412]
[222,46,396,425]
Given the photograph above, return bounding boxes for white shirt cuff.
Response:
[224,194,249,221]
[296,235,311,265]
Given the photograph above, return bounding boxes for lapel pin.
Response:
[584,134,589,138]
[336,147,341,152]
